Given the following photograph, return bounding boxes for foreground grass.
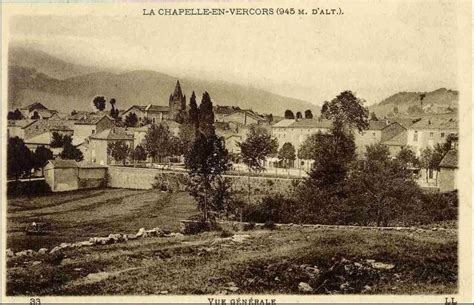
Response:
[7,189,457,295]
[7,189,197,252]
[7,227,456,295]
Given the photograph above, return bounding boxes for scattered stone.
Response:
[366,259,375,263]
[298,282,312,293]
[16,250,32,257]
[127,234,138,240]
[340,282,350,290]
[38,248,48,255]
[231,234,250,243]
[159,290,169,295]
[227,286,239,292]
[74,268,83,271]
[50,246,62,254]
[85,272,111,284]
[32,261,41,266]
[136,228,146,238]
[363,285,372,291]
[6,249,14,257]
[371,262,395,270]
[77,241,94,247]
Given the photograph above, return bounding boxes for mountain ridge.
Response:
[8,48,320,116]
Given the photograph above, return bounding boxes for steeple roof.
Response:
[170,80,184,101]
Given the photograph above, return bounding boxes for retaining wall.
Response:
[107,166,300,194]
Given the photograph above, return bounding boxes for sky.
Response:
[8,1,461,106]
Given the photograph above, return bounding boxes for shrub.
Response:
[219,229,234,238]
[182,217,220,235]
[263,220,276,230]
[243,222,256,231]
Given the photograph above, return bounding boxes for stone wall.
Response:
[107,166,299,194]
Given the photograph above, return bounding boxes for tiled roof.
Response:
[48,159,78,168]
[147,105,170,113]
[382,130,407,146]
[410,116,458,130]
[367,120,392,130]
[90,128,134,141]
[24,132,52,145]
[21,102,48,111]
[8,119,35,128]
[273,118,332,129]
[74,114,111,125]
[439,149,458,168]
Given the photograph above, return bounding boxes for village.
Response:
[7,80,458,193]
[6,81,460,296]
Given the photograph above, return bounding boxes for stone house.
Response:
[85,128,134,165]
[382,130,408,157]
[438,149,458,192]
[23,119,74,140]
[406,116,458,156]
[44,159,107,192]
[354,121,406,157]
[20,102,56,119]
[218,109,268,126]
[72,114,115,140]
[7,119,35,139]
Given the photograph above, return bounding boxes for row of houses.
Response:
[7,81,459,192]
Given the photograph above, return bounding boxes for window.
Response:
[428,169,433,179]
[372,132,376,137]
[413,131,418,142]
[92,130,95,134]
[441,133,445,138]
[429,132,434,138]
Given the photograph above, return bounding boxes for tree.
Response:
[305,122,356,186]
[396,146,419,169]
[93,96,106,111]
[238,125,278,173]
[370,112,379,121]
[131,144,147,163]
[124,112,138,127]
[278,142,296,168]
[198,92,215,137]
[60,135,83,162]
[185,132,231,222]
[345,143,421,226]
[144,124,178,162]
[296,111,303,119]
[178,122,197,157]
[321,90,369,132]
[31,111,40,120]
[7,109,23,120]
[71,110,78,116]
[107,141,131,165]
[304,110,313,119]
[50,132,64,148]
[188,91,199,128]
[33,146,53,173]
[8,137,33,179]
[284,110,295,119]
[109,98,120,119]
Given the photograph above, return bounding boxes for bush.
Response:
[243,222,256,231]
[219,229,234,238]
[263,220,276,230]
[182,217,220,235]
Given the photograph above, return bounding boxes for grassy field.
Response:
[7,188,457,295]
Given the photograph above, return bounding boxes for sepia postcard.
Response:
[1,0,472,304]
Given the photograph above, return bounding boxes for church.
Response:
[122,80,186,124]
